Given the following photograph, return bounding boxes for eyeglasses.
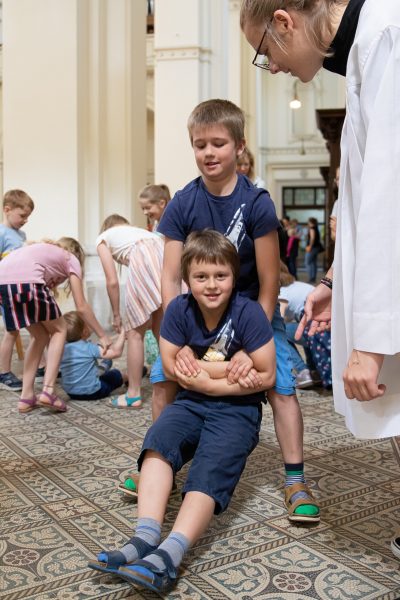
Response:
[252,28,270,71]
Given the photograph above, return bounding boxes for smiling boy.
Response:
[89,230,275,593]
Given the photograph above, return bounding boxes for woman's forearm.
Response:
[106,281,120,317]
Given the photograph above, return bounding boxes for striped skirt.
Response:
[0,283,61,331]
[125,236,164,330]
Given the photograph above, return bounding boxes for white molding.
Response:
[155,46,212,62]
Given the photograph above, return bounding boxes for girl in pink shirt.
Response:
[0,237,111,413]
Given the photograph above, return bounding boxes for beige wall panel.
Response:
[3,0,79,240]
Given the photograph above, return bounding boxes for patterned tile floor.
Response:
[1,355,400,599]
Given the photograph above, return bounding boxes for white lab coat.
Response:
[332,0,400,438]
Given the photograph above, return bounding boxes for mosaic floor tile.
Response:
[1,351,400,599]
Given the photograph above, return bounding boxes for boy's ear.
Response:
[237,139,246,156]
[272,9,294,36]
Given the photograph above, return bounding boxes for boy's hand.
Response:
[174,365,210,392]
[99,335,112,355]
[225,350,253,383]
[238,368,263,389]
[175,345,200,376]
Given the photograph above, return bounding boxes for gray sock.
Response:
[120,517,161,563]
[144,532,190,570]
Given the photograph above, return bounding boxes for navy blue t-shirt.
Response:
[161,292,273,404]
[158,174,280,300]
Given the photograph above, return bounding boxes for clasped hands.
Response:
[174,347,263,391]
[296,283,385,402]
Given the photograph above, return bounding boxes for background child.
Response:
[158,99,319,522]
[60,311,127,400]
[285,226,300,278]
[0,237,111,413]
[96,215,163,408]
[0,189,34,391]
[236,145,266,189]
[88,231,277,592]
[138,184,170,232]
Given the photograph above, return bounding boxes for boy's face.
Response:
[191,124,245,186]
[188,259,234,313]
[4,206,31,229]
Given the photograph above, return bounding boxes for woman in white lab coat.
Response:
[241,0,400,555]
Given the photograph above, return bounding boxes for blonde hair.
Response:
[181,230,240,285]
[237,147,255,180]
[240,0,347,57]
[3,189,34,212]
[100,214,130,233]
[279,260,295,287]
[139,184,171,206]
[63,310,85,343]
[187,99,245,146]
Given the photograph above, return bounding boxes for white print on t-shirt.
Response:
[203,318,235,362]
[225,204,246,250]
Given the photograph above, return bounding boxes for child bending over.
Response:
[88,230,276,593]
[60,311,127,400]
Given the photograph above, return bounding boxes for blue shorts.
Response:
[271,304,295,396]
[151,304,295,396]
[149,353,167,384]
[138,398,262,514]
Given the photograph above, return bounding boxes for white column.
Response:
[2,0,147,245]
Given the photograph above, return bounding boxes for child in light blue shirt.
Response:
[60,311,127,400]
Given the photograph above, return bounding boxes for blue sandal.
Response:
[107,393,142,408]
[118,548,178,594]
[87,538,156,575]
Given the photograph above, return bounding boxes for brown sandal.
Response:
[284,482,320,523]
[37,390,67,413]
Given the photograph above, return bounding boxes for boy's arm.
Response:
[159,336,183,381]
[100,327,126,359]
[176,339,275,396]
[97,242,121,331]
[69,274,111,352]
[162,237,184,310]
[255,231,280,322]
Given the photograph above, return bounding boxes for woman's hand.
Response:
[296,283,332,339]
[343,350,386,401]
[175,345,200,376]
[225,350,253,383]
[112,315,122,333]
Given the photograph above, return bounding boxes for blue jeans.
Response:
[305,247,319,283]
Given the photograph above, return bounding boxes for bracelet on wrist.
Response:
[320,276,333,290]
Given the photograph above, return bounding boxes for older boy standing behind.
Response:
[158,99,319,522]
[0,190,34,391]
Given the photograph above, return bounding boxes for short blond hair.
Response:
[237,146,255,180]
[187,99,245,146]
[63,311,85,342]
[181,230,240,285]
[139,184,171,205]
[3,189,34,212]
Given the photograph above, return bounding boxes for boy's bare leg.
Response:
[171,491,215,544]
[268,390,319,520]
[151,381,177,422]
[267,390,303,463]
[0,330,18,373]
[138,452,174,521]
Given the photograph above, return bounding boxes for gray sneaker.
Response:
[295,368,314,389]
[0,371,23,391]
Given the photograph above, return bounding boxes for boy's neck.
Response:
[199,300,229,331]
[202,172,238,197]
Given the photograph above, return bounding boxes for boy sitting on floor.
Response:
[88,230,275,593]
